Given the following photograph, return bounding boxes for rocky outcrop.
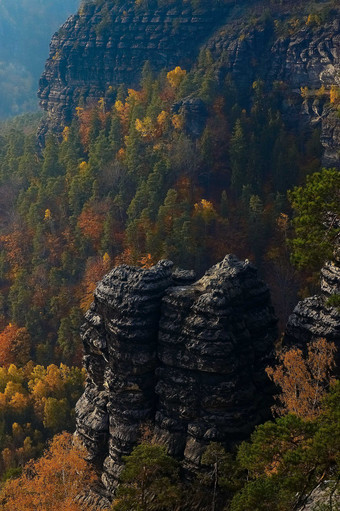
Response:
[38,1,340,165]
[37,0,231,142]
[75,255,277,498]
[206,17,340,167]
[284,256,340,370]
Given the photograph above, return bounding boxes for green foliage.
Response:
[288,168,340,271]
[112,443,181,511]
[230,382,340,511]
[326,294,340,311]
[0,362,85,479]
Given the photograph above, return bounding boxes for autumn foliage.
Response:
[0,324,31,366]
[0,432,97,511]
[266,338,337,419]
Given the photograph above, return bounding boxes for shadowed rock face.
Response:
[284,255,340,372]
[37,0,230,143]
[75,255,277,497]
[38,1,340,166]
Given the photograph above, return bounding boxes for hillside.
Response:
[0,0,338,509]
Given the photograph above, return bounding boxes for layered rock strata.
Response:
[205,17,340,167]
[38,0,230,142]
[76,255,277,496]
[38,1,340,166]
[284,257,340,370]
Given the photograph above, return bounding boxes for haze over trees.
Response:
[0,0,79,118]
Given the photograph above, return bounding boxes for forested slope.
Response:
[0,0,338,508]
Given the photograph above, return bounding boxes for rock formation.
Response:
[205,16,340,167]
[75,255,277,498]
[38,0,340,166]
[38,0,231,142]
[284,255,340,371]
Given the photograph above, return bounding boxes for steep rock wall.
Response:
[37,0,231,142]
[284,254,340,371]
[38,1,340,166]
[75,255,277,497]
[205,17,340,167]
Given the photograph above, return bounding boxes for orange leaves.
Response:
[77,203,108,250]
[266,338,336,420]
[127,88,145,104]
[0,324,31,367]
[0,226,32,276]
[0,432,97,511]
[114,247,134,266]
[194,199,217,223]
[139,253,154,269]
[277,212,289,231]
[79,254,111,312]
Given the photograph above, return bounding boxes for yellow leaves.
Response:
[330,85,340,105]
[157,110,169,126]
[172,113,184,130]
[136,110,170,140]
[167,66,187,88]
[135,116,157,139]
[316,84,326,97]
[114,99,125,114]
[75,106,83,117]
[44,208,52,221]
[98,96,105,111]
[9,392,29,411]
[300,84,339,103]
[103,252,111,269]
[306,13,321,26]
[52,50,61,61]
[115,99,130,132]
[194,199,216,219]
[300,86,309,99]
[195,199,215,212]
[288,17,300,33]
[4,381,24,399]
[62,126,70,141]
[79,160,88,174]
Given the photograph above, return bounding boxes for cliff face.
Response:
[38,1,340,166]
[37,0,231,142]
[284,254,340,371]
[205,17,340,167]
[75,255,277,498]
